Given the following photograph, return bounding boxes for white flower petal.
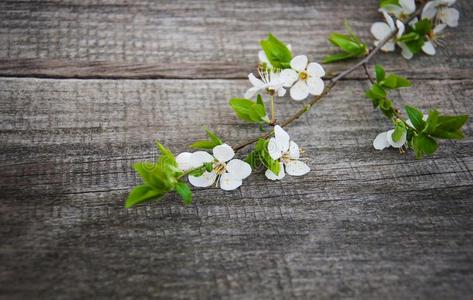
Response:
[188,171,217,187]
[280,69,299,87]
[306,77,324,96]
[219,173,242,191]
[442,8,459,27]
[399,42,414,59]
[265,162,285,180]
[289,141,300,159]
[226,159,252,180]
[248,73,266,89]
[176,152,193,171]
[290,80,309,101]
[422,1,437,19]
[190,151,214,167]
[285,160,310,176]
[268,137,283,160]
[383,5,402,17]
[290,55,308,72]
[274,125,290,153]
[400,0,416,14]
[371,22,392,40]
[306,62,325,78]
[244,86,260,99]
[277,87,286,97]
[386,129,407,148]
[433,23,447,34]
[381,41,396,52]
[408,17,418,27]
[396,20,405,38]
[258,50,270,65]
[422,41,436,55]
[373,131,390,150]
[213,143,234,163]
[382,10,395,29]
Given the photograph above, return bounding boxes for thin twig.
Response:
[363,61,376,84]
[233,6,423,152]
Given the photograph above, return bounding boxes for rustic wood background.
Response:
[1,0,472,299]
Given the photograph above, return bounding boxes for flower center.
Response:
[213,162,227,175]
[281,152,292,164]
[299,71,308,81]
[266,87,275,95]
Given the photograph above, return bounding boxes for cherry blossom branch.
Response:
[233,6,423,152]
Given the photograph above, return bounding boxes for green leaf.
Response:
[125,185,164,208]
[405,105,425,131]
[344,19,362,44]
[156,142,177,167]
[245,138,280,175]
[229,98,268,124]
[190,129,223,149]
[375,64,385,82]
[175,181,192,205]
[379,0,399,8]
[397,32,420,43]
[412,134,438,159]
[323,52,357,64]
[190,140,219,150]
[414,18,432,36]
[328,33,364,55]
[205,129,223,145]
[431,114,468,140]
[371,84,387,98]
[380,74,411,89]
[260,33,292,69]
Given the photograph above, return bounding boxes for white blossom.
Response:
[373,128,407,150]
[177,144,251,191]
[245,69,286,99]
[399,23,447,59]
[279,55,325,101]
[383,0,416,22]
[265,125,310,180]
[371,10,405,53]
[422,0,459,27]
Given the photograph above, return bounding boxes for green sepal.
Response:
[125,184,164,208]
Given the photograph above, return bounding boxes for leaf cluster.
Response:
[324,20,368,63]
[405,106,468,158]
[126,143,194,208]
[397,19,432,55]
[365,64,411,118]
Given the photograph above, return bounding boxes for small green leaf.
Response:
[190,140,219,150]
[205,129,223,145]
[380,75,411,89]
[260,33,292,69]
[371,84,387,98]
[175,181,192,205]
[328,33,364,54]
[379,0,400,8]
[414,18,432,36]
[397,32,419,43]
[191,129,223,149]
[375,64,385,82]
[125,185,164,208]
[156,142,177,166]
[323,52,357,64]
[405,105,425,131]
[412,134,438,159]
[431,114,468,140]
[230,98,268,124]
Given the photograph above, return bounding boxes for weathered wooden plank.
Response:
[0,0,472,79]
[1,77,472,299]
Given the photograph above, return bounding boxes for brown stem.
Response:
[233,5,423,152]
[363,62,376,84]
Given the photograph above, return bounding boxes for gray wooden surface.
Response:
[1,1,473,299]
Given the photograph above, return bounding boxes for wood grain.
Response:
[0,0,472,79]
[1,77,473,299]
